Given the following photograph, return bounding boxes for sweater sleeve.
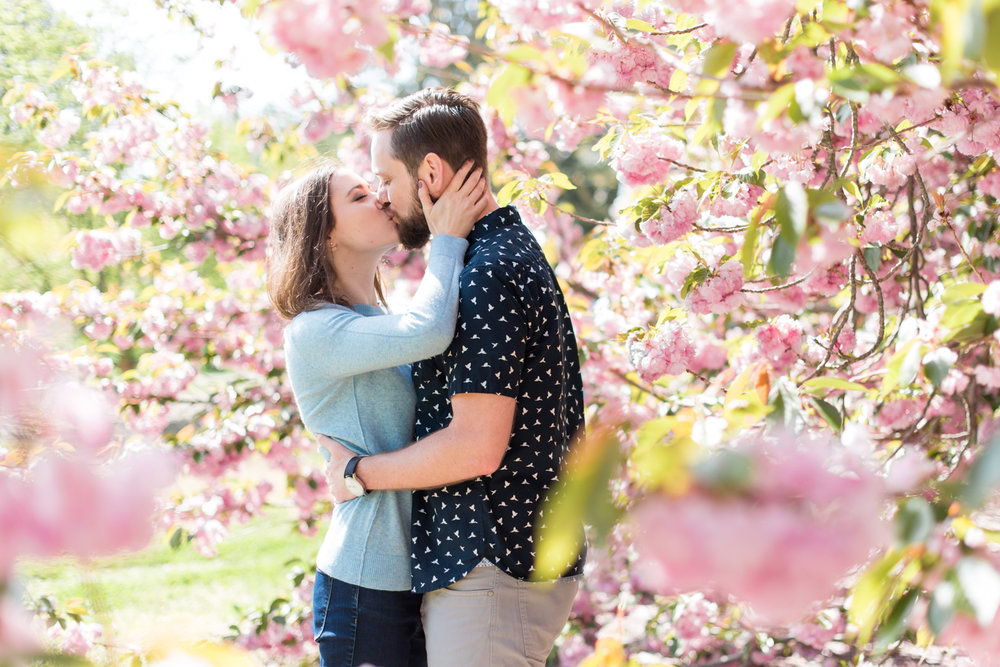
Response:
[285,234,468,378]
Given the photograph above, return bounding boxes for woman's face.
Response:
[327,170,399,255]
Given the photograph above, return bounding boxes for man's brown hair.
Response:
[365,87,489,178]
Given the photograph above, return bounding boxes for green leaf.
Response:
[895,497,935,545]
[701,41,738,78]
[942,282,987,303]
[504,45,546,64]
[928,582,957,636]
[875,589,919,651]
[768,234,797,278]
[801,377,869,392]
[941,301,985,330]
[958,433,1000,509]
[956,557,1000,626]
[534,429,622,580]
[849,549,905,645]
[776,183,808,243]
[681,265,711,298]
[863,245,882,272]
[591,126,619,160]
[762,83,796,123]
[625,18,656,32]
[487,64,531,125]
[811,396,843,432]
[881,338,921,396]
[169,527,184,550]
[987,7,1000,74]
[742,215,760,278]
[496,179,522,207]
[540,171,576,190]
[923,352,953,389]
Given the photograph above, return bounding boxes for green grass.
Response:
[14,506,320,645]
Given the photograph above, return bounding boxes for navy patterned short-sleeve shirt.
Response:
[409,206,586,593]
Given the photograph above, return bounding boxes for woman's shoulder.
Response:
[286,303,355,339]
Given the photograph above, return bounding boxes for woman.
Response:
[266,159,486,667]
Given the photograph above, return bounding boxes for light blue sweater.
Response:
[283,234,468,591]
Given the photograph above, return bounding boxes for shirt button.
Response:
[487,591,494,597]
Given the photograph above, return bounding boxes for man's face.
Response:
[370,130,430,250]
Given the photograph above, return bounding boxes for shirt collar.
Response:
[466,206,519,245]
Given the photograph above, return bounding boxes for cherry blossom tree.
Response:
[3,0,1000,663]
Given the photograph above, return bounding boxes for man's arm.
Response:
[321,392,515,501]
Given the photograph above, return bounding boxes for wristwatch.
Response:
[343,455,369,497]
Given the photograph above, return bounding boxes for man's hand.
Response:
[317,434,359,504]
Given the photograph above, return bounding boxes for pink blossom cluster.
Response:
[0,448,179,573]
[70,228,142,272]
[709,181,763,219]
[69,62,143,112]
[38,110,81,149]
[611,128,683,187]
[589,41,673,91]
[664,0,797,44]
[687,261,744,315]
[122,350,198,399]
[417,23,470,69]
[626,321,696,382]
[493,0,589,33]
[264,0,390,79]
[982,281,1000,317]
[755,315,804,371]
[938,578,1000,666]
[6,84,53,124]
[43,619,104,656]
[850,1,918,64]
[634,430,890,624]
[859,208,906,245]
[640,190,699,245]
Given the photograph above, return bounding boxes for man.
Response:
[323,87,585,666]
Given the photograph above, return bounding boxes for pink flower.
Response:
[38,110,81,149]
[590,42,673,90]
[982,281,1000,317]
[885,446,937,493]
[710,0,798,44]
[687,261,745,315]
[264,0,388,79]
[860,209,905,245]
[939,585,1000,666]
[611,128,683,187]
[974,365,1000,390]
[46,619,103,656]
[634,430,890,624]
[755,315,803,370]
[627,322,696,382]
[640,191,699,245]
[417,23,469,68]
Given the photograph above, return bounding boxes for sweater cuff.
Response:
[428,233,469,259]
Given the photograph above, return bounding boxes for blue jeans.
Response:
[312,569,427,667]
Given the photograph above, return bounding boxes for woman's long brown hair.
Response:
[266,162,385,320]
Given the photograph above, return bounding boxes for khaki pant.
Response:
[421,562,580,667]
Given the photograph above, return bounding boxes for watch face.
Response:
[344,476,365,496]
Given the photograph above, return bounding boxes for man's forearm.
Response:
[353,393,516,492]
[354,425,494,491]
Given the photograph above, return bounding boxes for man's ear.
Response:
[417,152,451,199]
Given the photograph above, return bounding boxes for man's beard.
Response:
[395,182,431,250]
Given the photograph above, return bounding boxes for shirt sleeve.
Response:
[285,234,468,378]
[447,263,527,398]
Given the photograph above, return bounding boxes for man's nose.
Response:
[374,183,389,208]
